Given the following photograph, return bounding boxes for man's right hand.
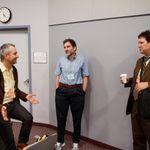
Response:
[1,106,8,121]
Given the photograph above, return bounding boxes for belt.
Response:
[59,83,82,89]
[4,101,14,107]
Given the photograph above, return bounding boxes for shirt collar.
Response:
[65,53,77,60]
[0,61,13,72]
[143,55,150,59]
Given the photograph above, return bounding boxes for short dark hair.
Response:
[138,30,150,43]
[0,43,15,60]
[63,38,77,48]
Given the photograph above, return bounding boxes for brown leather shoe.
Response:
[17,143,28,150]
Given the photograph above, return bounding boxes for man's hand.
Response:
[135,82,149,93]
[6,89,15,98]
[1,106,8,121]
[120,77,129,84]
[26,94,39,104]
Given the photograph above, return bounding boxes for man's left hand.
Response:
[26,94,39,104]
[135,82,149,93]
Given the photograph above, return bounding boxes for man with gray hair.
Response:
[0,43,39,150]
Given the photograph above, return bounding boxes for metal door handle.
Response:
[24,79,30,84]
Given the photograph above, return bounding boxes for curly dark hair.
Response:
[63,38,77,48]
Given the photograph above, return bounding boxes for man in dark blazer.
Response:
[0,43,39,150]
[121,30,150,150]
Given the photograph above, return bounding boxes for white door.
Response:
[0,29,30,112]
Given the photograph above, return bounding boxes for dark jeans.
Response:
[55,87,85,143]
[0,100,33,149]
[131,115,150,150]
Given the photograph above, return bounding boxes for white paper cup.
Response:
[120,74,127,84]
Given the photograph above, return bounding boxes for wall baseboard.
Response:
[33,122,121,150]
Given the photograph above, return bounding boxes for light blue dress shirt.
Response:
[55,54,89,85]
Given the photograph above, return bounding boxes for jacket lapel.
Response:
[0,69,4,91]
[144,61,150,73]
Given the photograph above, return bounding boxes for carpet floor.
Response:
[12,122,109,150]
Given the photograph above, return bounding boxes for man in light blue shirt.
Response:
[54,38,89,150]
[55,54,89,85]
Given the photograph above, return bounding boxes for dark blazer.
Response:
[126,57,150,115]
[0,65,27,109]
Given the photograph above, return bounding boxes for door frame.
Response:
[0,25,33,113]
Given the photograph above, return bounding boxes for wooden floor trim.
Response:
[33,122,121,150]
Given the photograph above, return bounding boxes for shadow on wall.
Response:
[82,52,139,149]
[82,56,110,139]
[107,52,139,149]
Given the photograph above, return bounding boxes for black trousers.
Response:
[0,100,33,150]
[131,115,150,150]
[0,115,17,150]
[55,87,85,143]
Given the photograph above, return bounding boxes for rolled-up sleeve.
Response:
[82,58,89,77]
[55,60,61,76]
